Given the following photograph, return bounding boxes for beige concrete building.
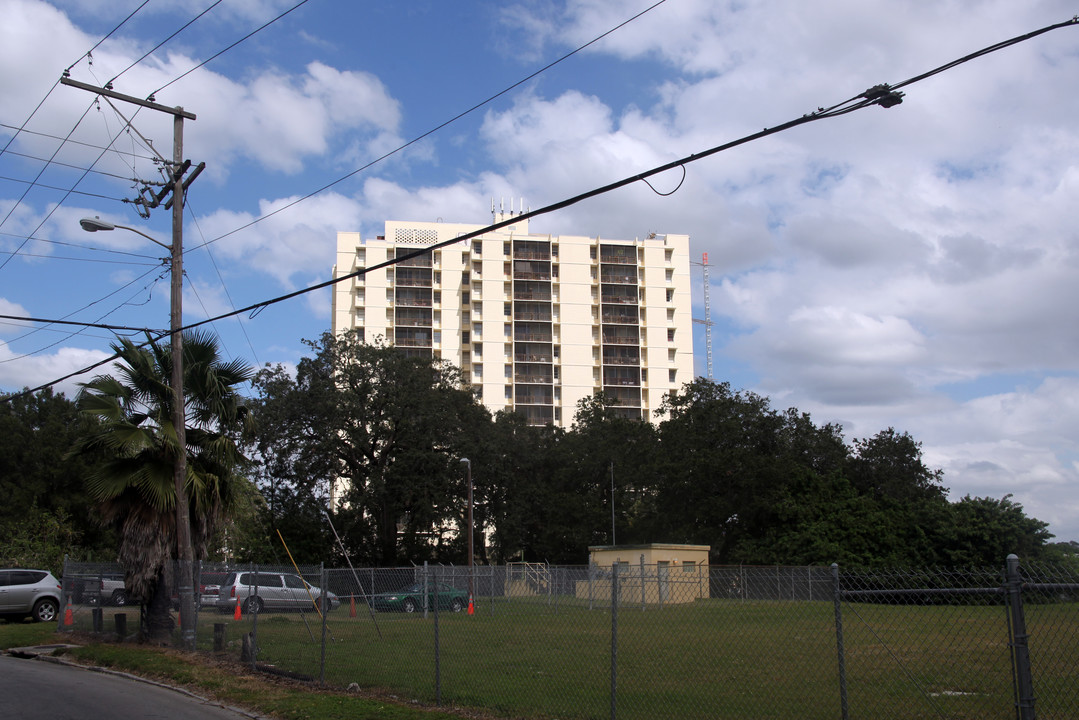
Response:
[580,543,711,604]
[332,212,694,426]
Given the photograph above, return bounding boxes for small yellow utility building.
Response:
[578,543,710,605]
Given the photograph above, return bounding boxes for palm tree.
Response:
[73,331,252,640]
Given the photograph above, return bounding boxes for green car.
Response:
[370,582,468,613]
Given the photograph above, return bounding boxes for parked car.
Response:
[99,576,127,606]
[198,572,229,609]
[66,574,126,606]
[369,582,468,614]
[0,569,62,623]
[215,571,339,614]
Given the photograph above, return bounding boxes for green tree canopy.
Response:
[248,331,490,566]
[0,387,115,560]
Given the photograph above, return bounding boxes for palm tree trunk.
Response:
[141,567,175,643]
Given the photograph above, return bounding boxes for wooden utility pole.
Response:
[61,76,200,650]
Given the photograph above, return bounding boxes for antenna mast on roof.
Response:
[692,252,714,380]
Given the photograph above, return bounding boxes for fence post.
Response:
[589,563,594,610]
[423,561,429,619]
[251,563,259,670]
[1006,554,1036,720]
[434,564,442,706]
[831,564,849,720]
[58,555,69,632]
[319,564,327,686]
[640,555,646,611]
[611,562,619,720]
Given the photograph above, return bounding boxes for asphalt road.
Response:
[0,654,261,719]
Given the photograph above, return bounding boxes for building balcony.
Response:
[515,374,553,384]
[601,313,638,325]
[600,294,638,305]
[514,291,552,301]
[515,395,554,405]
[514,353,553,363]
[600,250,636,265]
[514,271,551,281]
[600,273,637,284]
[393,277,432,288]
[602,335,639,346]
[513,250,550,261]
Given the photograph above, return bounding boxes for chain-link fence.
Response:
[57,556,1079,719]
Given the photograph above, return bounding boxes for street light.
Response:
[460,457,474,610]
[79,216,170,250]
[80,215,197,647]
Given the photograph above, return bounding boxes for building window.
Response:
[474,364,483,379]
[669,369,677,383]
[682,560,695,573]
[505,364,512,379]
[505,385,513,400]
[462,331,470,344]
[667,328,675,342]
[473,240,482,255]
[666,288,674,302]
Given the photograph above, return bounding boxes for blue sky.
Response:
[2,0,1079,544]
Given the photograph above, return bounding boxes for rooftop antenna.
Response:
[692,252,714,380]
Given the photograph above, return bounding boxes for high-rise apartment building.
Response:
[331,212,694,426]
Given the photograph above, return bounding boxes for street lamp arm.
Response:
[79,217,171,250]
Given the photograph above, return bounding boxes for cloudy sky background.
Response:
[2,0,1078,543]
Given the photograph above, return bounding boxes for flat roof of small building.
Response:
[588,543,710,552]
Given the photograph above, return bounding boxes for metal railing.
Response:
[57,557,1079,720]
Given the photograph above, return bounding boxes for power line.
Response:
[0,174,126,204]
[0,265,165,360]
[107,1,224,88]
[149,0,313,101]
[0,0,149,165]
[188,0,672,252]
[0,231,161,260]
[5,15,1077,403]
[174,15,1079,337]
[0,250,161,266]
[2,148,149,184]
[0,123,159,163]
[0,314,164,334]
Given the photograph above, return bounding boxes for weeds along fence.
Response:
[58,556,1079,720]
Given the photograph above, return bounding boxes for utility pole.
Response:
[61,76,201,650]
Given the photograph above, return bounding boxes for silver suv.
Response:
[215,571,339,614]
[0,569,62,623]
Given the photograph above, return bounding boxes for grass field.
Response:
[107,595,1073,720]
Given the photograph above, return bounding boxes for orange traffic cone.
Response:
[233,598,242,621]
[349,595,356,618]
[63,598,74,626]
[467,594,474,616]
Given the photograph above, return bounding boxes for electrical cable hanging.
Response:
[4,14,1076,403]
[187,0,671,252]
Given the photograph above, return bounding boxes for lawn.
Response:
[171,596,1079,720]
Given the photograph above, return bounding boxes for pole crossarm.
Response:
[60,76,196,120]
